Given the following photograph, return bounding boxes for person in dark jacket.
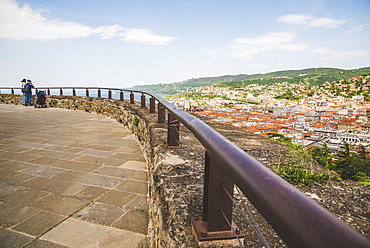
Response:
[23,79,34,106]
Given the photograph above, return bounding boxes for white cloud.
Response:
[310,47,332,54]
[309,17,347,28]
[309,46,369,60]
[277,62,288,67]
[320,50,369,61]
[93,25,124,40]
[348,24,370,33]
[278,14,346,29]
[278,14,313,24]
[0,0,91,41]
[0,0,177,45]
[120,28,178,45]
[224,32,308,59]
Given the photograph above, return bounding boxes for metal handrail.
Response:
[151,94,370,248]
[1,87,369,247]
[0,87,148,96]
[1,86,143,91]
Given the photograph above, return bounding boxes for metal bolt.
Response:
[235,228,240,234]
[201,230,207,237]
[194,214,199,220]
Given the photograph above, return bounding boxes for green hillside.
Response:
[131,67,370,95]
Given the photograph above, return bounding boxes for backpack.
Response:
[24,83,32,93]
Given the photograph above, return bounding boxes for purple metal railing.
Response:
[1,86,369,247]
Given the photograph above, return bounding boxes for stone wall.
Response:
[3,94,368,247]
[1,93,298,247]
[0,94,207,247]
[1,94,290,247]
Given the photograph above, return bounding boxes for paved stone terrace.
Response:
[0,104,149,248]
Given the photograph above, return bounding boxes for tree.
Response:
[358,144,367,160]
[331,142,370,183]
[310,143,333,169]
[334,142,357,180]
[274,91,303,101]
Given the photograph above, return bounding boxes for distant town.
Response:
[170,75,370,154]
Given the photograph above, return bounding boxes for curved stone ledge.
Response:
[1,94,369,247]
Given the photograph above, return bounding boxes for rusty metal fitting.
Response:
[235,228,240,234]
[201,230,207,237]
[194,214,199,220]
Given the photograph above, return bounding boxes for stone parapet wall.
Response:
[0,94,300,247]
[1,93,296,247]
[4,94,367,247]
[0,94,203,247]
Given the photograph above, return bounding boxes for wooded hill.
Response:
[131,67,370,95]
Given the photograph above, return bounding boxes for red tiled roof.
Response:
[245,128,260,133]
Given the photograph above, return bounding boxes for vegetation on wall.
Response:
[310,143,370,188]
[267,132,370,188]
[266,132,329,186]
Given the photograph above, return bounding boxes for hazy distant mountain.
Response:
[131,67,370,95]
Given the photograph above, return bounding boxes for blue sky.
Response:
[0,0,369,88]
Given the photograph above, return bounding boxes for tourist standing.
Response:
[21,78,26,105]
[23,79,34,106]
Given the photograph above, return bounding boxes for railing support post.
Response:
[191,151,243,242]
[150,97,155,113]
[130,92,134,104]
[47,89,50,95]
[165,113,181,149]
[108,89,112,99]
[11,88,14,94]
[86,88,89,97]
[98,89,101,98]
[158,103,166,124]
[72,88,76,96]
[141,94,146,108]
[60,88,63,96]
[120,91,124,101]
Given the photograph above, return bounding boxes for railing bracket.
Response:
[163,143,182,149]
[191,216,244,242]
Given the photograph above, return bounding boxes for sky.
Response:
[0,0,369,88]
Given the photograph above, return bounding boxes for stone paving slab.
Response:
[120,161,147,170]
[28,194,90,216]
[20,164,66,178]
[0,183,23,198]
[1,188,50,206]
[93,165,136,178]
[96,190,137,208]
[51,170,91,182]
[73,202,126,226]
[0,228,34,248]
[25,239,69,248]
[72,186,109,201]
[131,170,148,181]
[41,218,144,248]
[82,174,123,188]
[12,211,65,236]
[0,202,38,228]
[116,179,148,195]
[113,210,149,235]
[0,104,149,248]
